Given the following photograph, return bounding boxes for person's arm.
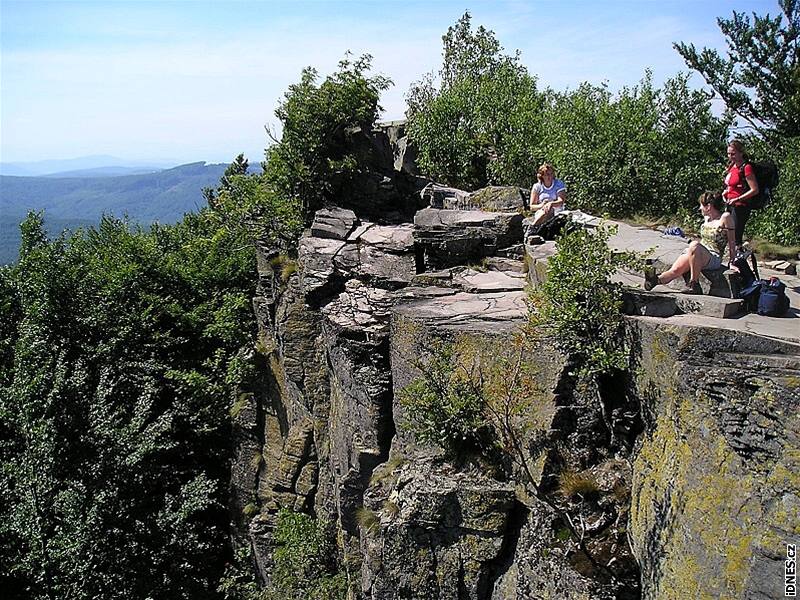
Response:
[733,164,759,204]
[741,167,760,203]
[530,186,546,210]
[550,187,567,209]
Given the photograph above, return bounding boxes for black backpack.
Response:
[739,161,779,209]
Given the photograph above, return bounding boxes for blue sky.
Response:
[0,0,780,165]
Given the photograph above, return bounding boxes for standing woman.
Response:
[723,140,759,249]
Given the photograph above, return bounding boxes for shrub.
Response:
[531,225,640,379]
[746,135,800,246]
[408,14,733,229]
[558,469,600,499]
[407,12,542,190]
[398,336,490,457]
[266,510,347,600]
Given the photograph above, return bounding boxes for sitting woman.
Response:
[644,191,736,295]
[529,163,567,228]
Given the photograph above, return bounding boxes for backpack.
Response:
[756,277,790,317]
[739,161,779,210]
[739,279,762,313]
[732,253,757,288]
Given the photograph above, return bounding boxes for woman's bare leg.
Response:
[658,252,691,284]
[531,206,553,227]
[688,243,711,283]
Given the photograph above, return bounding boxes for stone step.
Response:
[623,289,744,319]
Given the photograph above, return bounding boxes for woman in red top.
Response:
[723,139,759,249]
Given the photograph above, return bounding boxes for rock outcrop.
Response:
[233,122,800,599]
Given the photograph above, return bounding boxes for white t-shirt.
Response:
[531,179,567,214]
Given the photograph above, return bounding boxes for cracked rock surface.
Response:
[240,132,800,599]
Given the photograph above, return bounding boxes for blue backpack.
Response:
[759,278,790,316]
[742,278,791,317]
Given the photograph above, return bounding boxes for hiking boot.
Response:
[679,281,702,295]
[643,267,659,291]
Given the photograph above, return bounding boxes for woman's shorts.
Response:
[705,250,722,270]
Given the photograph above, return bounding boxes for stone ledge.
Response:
[623,289,744,319]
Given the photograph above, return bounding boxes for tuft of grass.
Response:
[612,481,630,504]
[622,214,670,230]
[383,500,399,518]
[229,393,253,418]
[355,507,380,532]
[749,238,800,260]
[243,503,259,518]
[280,261,297,282]
[369,455,406,486]
[254,337,272,356]
[558,468,600,499]
[269,254,298,283]
[249,451,263,471]
[555,527,572,542]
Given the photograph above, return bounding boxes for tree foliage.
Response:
[675,1,800,245]
[407,13,731,225]
[674,0,800,142]
[266,510,347,600]
[407,12,542,189]
[0,158,272,598]
[531,226,640,379]
[264,54,392,221]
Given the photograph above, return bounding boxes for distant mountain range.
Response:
[0,161,250,264]
[0,155,174,177]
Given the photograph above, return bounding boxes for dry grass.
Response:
[269,254,298,282]
[249,451,263,471]
[369,455,407,486]
[229,393,253,418]
[558,468,600,499]
[383,500,400,518]
[355,507,380,532]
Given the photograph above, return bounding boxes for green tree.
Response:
[264,54,392,221]
[532,225,639,380]
[674,0,800,143]
[406,11,543,189]
[408,14,729,224]
[266,510,346,600]
[676,0,800,245]
[204,153,252,209]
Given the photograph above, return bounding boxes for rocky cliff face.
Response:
[232,123,800,599]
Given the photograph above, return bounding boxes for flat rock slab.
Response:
[414,207,524,270]
[321,279,393,336]
[623,289,744,319]
[485,257,525,273]
[673,294,744,319]
[464,186,528,211]
[623,290,679,318]
[393,288,528,333]
[299,219,417,296]
[414,206,517,228]
[311,207,358,240]
[606,221,690,268]
[350,223,415,252]
[451,268,526,293]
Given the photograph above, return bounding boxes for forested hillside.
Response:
[0,162,235,264]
